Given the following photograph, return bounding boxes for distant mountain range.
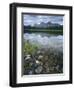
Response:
[34,22,62,28]
[24,21,63,28]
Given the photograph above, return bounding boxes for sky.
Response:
[23,14,64,26]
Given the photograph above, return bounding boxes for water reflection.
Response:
[24,33,63,52]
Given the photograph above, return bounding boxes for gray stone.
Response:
[35,65,43,74]
[55,65,59,71]
[29,71,33,75]
[38,55,43,60]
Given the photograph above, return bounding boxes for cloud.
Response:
[23,14,64,26]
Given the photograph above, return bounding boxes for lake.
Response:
[24,33,63,52]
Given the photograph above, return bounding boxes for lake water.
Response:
[24,33,63,52]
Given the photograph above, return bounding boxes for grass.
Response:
[24,41,39,55]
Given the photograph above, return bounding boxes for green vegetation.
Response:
[24,25,63,30]
[24,29,63,35]
[30,29,63,35]
[24,41,39,55]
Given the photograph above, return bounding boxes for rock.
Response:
[36,60,40,64]
[55,65,59,71]
[49,67,55,71]
[25,56,30,60]
[24,54,31,60]
[46,68,50,73]
[26,54,31,57]
[35,65,43,74]
[44,56,48,61]
[38,55,43,60]
[35,60,43,66]
[29,71,33,75]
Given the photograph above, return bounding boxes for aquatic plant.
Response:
[24,41,38,55]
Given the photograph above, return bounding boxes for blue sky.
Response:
[23,14,63,26]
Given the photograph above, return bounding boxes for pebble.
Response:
[38,55,43,59]
[55,65,59,71]
[25,56,31,60]
[24,54,31,60]
[36,60,40,64]
[29,71,33,75]
[35,66,43,74]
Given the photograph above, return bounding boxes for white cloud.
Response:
[23,14,63,26]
